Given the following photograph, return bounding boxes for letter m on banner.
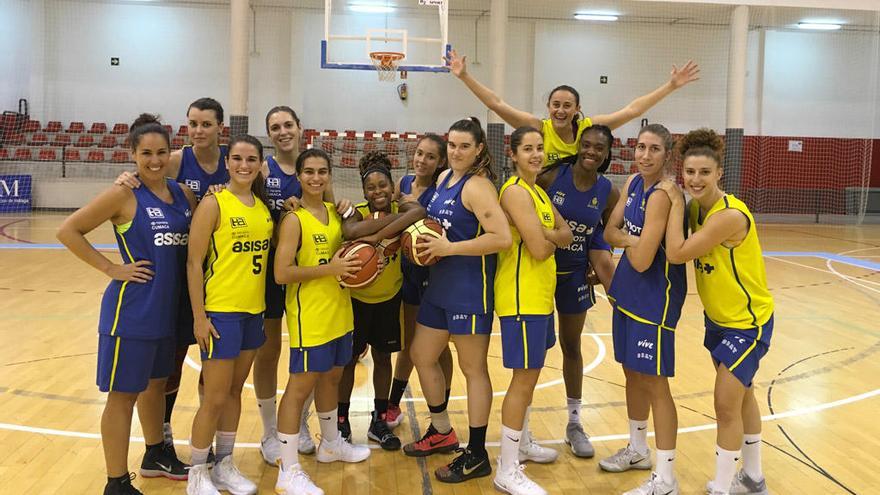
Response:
[0,175,32,212]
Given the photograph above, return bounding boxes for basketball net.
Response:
[370,51,404,82]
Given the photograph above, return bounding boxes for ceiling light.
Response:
[797,22,842,30]
[574,13,619,22]
[350,4,395,13]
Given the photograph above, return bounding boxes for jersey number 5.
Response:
[252,254,263,274]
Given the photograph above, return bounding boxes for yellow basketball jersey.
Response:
[204,189,274,313]
[542,117,593,165]
[351,201,403,304]
[285,202,354,347]
[689,195,774,329]
[495,177,557,316]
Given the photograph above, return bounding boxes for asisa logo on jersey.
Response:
[185,179,201,192]
[312,233,328,245]
[588,196,599,210]
[146,207,165,219]
[230,217,248,228]
[154,232,189,246]
[552,191,565,206]
[232,239,270,252]
[266,177,281,188]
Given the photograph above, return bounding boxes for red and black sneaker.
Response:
[402,424,459,457]
[385,404,403,428]
[434,447,491,483]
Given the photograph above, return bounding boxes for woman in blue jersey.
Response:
[601,124,687,495]
[445,50,699,164]
[493,126,573,495]
[386,134,454,428]
[57,114,196,495]
[185,135,273,495]
[536,124,620,458]
[659,130,772,495]
[402,117,512,484]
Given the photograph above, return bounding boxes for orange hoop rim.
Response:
[369,51,406,68]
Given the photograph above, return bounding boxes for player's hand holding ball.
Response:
[329,247,363,279]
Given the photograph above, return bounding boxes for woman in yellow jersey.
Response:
[658,130,772,495]
[445,49,699,164]
[336,152,427,450]
[273,149,371,495]
[494,127,573,495]
[185,135,273,495]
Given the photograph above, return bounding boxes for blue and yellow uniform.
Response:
[690,195,774,386]
[419,172,497,335]
[546,163,613,314]
[542,118,593,165]
[285,203,354,373]
[608,175,686,376]
[264,155,303,320]
[399,174,435,305]
[97,179,192,392]
[201,189,273,360]
[350,201,404,355]
[495,177,556,369]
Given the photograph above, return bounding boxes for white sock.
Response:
[214,430,236,462]
[655,449,676,484]
[742,433,763,481]
[257,397,278,438]
[520,407,531,446]
[566,397,581,424]
[713,446,741,494]
[278,431,300,470]
[500,425,521,472]
[190,444,211,466]
[629,419,649,454]
[317,408,338,442]
[431,409,452,434]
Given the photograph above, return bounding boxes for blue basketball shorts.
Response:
[612,308,675,377]
[500,314,554,369]
[201,312,266,360]
[704,314,773,387]
[97,335,175,393]
[289,331,354,374]
[416,298,493,335]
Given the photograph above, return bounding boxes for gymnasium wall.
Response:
[3,0,878,140]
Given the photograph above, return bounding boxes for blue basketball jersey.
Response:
[547,165,612,272]
[265,155,302,221]
[176,145,229,200]
[400,174,436,289]
[99,179,192,339]
[608,175,686,329]
[422,173,496,314]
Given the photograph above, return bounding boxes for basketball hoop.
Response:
[369,51,405,82]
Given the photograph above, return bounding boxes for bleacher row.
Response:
[0,117,639,174]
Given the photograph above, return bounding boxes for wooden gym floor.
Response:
[1,213,878,494]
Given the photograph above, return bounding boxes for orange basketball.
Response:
[400,218,444,267]
[336,241,381,288]
[371,211,401,257]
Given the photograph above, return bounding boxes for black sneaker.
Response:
[103,473,143,495]
[434,447,492,483]
[338,416,352,443]
[367,411,401,450]
[140,444,190,481]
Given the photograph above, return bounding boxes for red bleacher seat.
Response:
[363,142,377,153]
[382,131,394,140]
[23,120,40,133]
[4,133,25,145]
[89,122,107,134]
[163,124,173,136]
[324,130,338,138]
[344,130,357,138]
[384,142,400,154]
[320,141,335,154]
[86,150,106,162]
[44,121,62,133]
[67,122,85,133]
[609,163,625,175]
[619,149,634,161]
[111,150,130,163]
[626,138,637,148]
[63,148,81,162]
[14,148,33,161]
[29,133,48,146]
[629,163,639,174]
[177,125,188,136]
[171,137,185,149]
[390,156,401,169]
[612,138,622,147]
[340,154,357,168]
[0,148,8,160]
[111,123,129,135]
[38,148,58,161]
[342,140,357,153]
[76,135,95,147]
[52,134,72,146]
[99,135,117,148]
[363,131,375,139]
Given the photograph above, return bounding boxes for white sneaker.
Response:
[261,429,282,466]
[210,456,257,495]
[275,463,324,495]
[299,410,316,455]
[599,444,652,472]
[186,464,220,495]
[706,470,769,495]
[623,472,679,495]
[316,435,371,463]
[518,433,558,464]
[493,457,547,495]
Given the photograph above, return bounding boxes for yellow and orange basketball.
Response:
[336,241,381,288]
[400,218,444,266]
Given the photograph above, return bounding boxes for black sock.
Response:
[389,378,408,405]
[374,398,389,415]
[427,402,447,414]
[145,441,163,456]
[107,474,130,485]
[164,391,178,423]
[338,402,350,420]
[468,425,488,455]
[439,388,451,410]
